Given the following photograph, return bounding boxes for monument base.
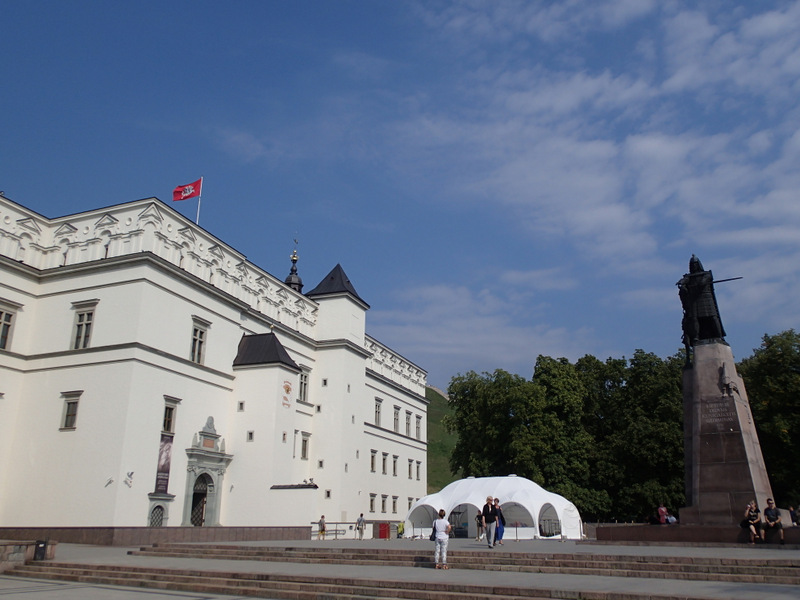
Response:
[681,341,773,526]
[595,523,798,545]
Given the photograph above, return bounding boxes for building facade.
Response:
[0,194,427,529]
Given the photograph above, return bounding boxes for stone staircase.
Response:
[5,544,800,600]
[126,543,800,585]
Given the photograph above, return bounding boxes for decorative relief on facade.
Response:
[365,336,426,394]
[93,214,119,231]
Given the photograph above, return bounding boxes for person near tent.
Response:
[475,511,485,541]
[494,498,506,545]
[432,509,452,569]
[482,496,498,548]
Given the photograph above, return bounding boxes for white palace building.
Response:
[0,193,428,531]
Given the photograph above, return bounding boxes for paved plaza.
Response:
[1,537,799,599]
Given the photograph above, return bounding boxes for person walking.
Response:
[432,509,452,569]
[356,513,366,540]
[482,496,497,548]
[317,515,326,540]
[494,498,506,545]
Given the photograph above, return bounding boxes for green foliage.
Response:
[444,352,685,522]
[439,332,799,521]
[425,386,459,493]
[737,330,800,506]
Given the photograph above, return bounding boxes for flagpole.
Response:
[195,177,203,225]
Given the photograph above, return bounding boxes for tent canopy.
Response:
[404,475,583,539]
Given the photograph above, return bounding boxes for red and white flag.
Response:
[173,178,202,201]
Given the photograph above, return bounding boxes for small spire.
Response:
[284,240,303,292]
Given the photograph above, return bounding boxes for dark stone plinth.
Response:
[595,523,800,545]
[681,342,773,525]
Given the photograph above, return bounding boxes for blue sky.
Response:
[3,1,800,389]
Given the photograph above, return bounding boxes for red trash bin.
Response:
[378,523,390,539]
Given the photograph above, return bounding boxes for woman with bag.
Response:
[432,509,452,569]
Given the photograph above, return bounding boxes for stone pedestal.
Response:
[680,342,773,525]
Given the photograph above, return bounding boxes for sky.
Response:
[2,1,800,390]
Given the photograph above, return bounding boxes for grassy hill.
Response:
[426,386,460,493]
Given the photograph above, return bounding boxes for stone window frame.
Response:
[60,390,83,430]
[71,299,99,350]
[0,298,22,351]
[298,371,309,403]
[163,396,181,434]
[190,315,211,364]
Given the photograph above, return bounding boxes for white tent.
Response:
[404,475,583,540]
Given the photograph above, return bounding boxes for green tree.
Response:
[738,330,800,506]
[602,350,685,521]
[444,352,686,523]
[530,356,607,518]
[444,369,544,478]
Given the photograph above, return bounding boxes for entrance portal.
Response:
[190,474,212,526]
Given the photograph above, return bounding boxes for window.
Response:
[381,452,388,475]
[408,497,414,510]
[325,490,331,499]
[246,431,254,442]
[374,399,382,426]
[369,494,376,513]
[149,505,165,527]
[0,304,17,350]
[415,415,422,440]
[238,401,245,412]
[392,455,398,477]
[318,460,324,468]
[416,461,421,481]
[300,433,310,460]
[299,371,309,403]
[393,406,400,432]
[405,412,411,437]
[408,459,413,479]
[71,299,99,349]
[162,396,180,433]
[392,496,398,514]
[381,495,388,513]
[190,317,210,364]
[370,450,377,473]
[60,391,82,430]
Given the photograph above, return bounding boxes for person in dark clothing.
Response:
[481,496,497,549]
[762,498,785,544]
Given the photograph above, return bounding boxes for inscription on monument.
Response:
[700,397,738,433]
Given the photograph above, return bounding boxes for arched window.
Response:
[149,505,165,527]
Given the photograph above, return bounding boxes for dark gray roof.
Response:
[233,333,300,371]
[306,264,369,307]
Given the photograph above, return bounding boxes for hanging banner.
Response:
[154,433,173,494]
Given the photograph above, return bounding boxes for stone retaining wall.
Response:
[0,526,308,547]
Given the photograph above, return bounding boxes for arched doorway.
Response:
[190,474,213,527]
[538,503,562,537]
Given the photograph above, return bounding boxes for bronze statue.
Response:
[677,255,726,356]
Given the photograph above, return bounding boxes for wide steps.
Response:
[129,544,800,585]
[5,562,562,600]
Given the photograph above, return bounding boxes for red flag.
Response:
[173,179,202,201]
